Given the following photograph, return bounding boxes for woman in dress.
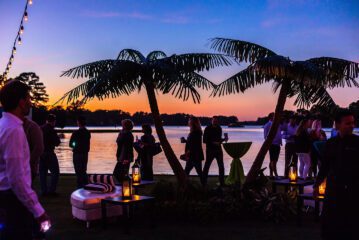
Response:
[138,124,156,181]
[294,119,312,179]
[183,116,204,185]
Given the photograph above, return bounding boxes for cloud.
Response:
[161,15,191,24]
[81,10,153,20]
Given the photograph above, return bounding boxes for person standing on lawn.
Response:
[40,114,61,196]
[202,116,228,187]
[70,116,91,188]
[314,109,359,240]
[0,80,49,240]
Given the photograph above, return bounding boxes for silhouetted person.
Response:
[309,119,327,177]
[138,124,156,181]
[23,117,44,181]
[183,116,205,185]
[40,114,61,196]
[113,119,134,182]
[70,116,91,188]
[314,109,359,240]
[0,80,49,240]
[263,113,283,178]
[202,116,228,187]
[282,115,298,177]
[294,119,312,179]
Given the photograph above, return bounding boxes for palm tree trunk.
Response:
[244,81,290,185]
[144,81,187,185]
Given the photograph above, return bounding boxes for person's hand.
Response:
[122,160,130,165]
[36,212,50,224]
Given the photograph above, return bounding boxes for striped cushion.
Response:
[88,174,116,187]
[84,183,114,193]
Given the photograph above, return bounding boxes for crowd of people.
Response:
[0,80,358,240]
[264,113,329,180]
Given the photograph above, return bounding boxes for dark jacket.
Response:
[315,134,359,188]
[203,124,223,151]
[140,134,156,155]
[116,130,134,162]
[294,131,311,153]
[41,123,61,153]
[185,130,204,161]
[69,128,91,153]
[314,134,359,238]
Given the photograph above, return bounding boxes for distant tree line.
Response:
[32,104,239,128]
[241,100,359,127]
[31,99,359,128]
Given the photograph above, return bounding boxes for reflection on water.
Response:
[56,126,334,176]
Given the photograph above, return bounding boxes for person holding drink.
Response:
[202,116,228,187]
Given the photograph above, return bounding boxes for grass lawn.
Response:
[33,175,321,240]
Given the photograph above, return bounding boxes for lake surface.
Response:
[55,126,355,176]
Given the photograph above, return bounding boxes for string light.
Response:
[1,0,33,81]
[24,12,28,21]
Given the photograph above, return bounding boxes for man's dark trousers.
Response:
[284,142,297,177]
[0,190,33,240]
[39,152,60,194]
[203,148,225,186]
[73,153,89,189]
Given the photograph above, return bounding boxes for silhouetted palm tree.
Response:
[210,38,359,185]
[58,49,231,185]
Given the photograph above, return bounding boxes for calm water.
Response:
[55,126,351,176]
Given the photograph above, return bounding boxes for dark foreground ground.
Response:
[33,175,321,240]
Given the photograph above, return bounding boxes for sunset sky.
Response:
[0,0,358,120]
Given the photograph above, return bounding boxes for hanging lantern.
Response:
[121,174,133,199]
[132,161,141,184]
[288,166,297,182]
[319,179,326,196]
[20,25,24,35]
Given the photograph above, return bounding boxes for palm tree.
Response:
[58,49,231,186]
[210,38,359,185]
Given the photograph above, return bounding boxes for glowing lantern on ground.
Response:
[132,161,141,184]
[122,174,132,199]
[319,180,326,195]
[288,166,297,182]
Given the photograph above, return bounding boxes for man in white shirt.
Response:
[0,80,49,239]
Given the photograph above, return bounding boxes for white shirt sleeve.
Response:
[4,128,45,218]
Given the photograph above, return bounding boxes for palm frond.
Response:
[292,84,335,109]
[117,49,146,63]
[307,57,359,88]
[211,68,270,97]
[61,60,117,79]
[147,51,167,61]
[57,61,143,105]
[210,38,277,63]
[156,72,212,103]
[161,53,232,72]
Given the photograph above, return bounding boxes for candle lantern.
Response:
[122,174,133,199]
[319,179,326,196]
[132,161,141,184]
[288,166,297,182]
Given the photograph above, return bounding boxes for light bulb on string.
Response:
[18,37,22,45]
[20,25,24,34]
[24,12,28,21]
[10,55,14,63]
[13,47,17,54]
[28,0,33,5]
